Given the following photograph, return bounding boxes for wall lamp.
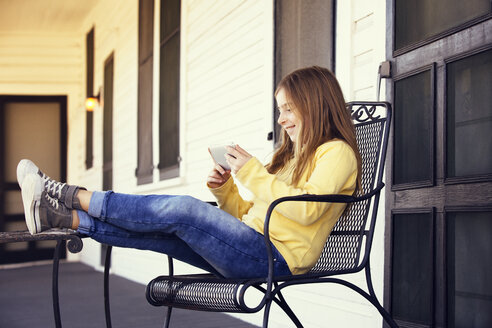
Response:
[85,91,100,112]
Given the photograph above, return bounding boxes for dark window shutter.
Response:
[158,0,181,180]
[136,0,155,185]
[85,28,94,169]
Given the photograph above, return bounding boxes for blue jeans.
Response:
[76,191,292,279]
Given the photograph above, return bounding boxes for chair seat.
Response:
[146,274,253,313]
[145,267,363,314]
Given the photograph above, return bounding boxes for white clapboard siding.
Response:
[183,0,273,202]
[68,0,275,299]
[71,0,142,267]
[0,33,82,87]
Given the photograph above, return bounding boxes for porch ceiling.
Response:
[0,0,99,34]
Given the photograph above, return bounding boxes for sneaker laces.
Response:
[39,172,51,183]
[44,193,60,210]
[45,179,66,199]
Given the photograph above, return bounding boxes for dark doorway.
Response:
[0,95,67,264]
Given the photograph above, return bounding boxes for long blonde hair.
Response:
[267,66,362,190]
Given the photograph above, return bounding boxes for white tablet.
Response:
[209,144,235,170]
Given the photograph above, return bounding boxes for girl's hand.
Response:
[225,144,252,174]
[207,149,231,188]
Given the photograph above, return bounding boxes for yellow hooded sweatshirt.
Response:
[208,139,358,275]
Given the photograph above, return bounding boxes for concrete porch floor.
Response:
[0,261,258,328]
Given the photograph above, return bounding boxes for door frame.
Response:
[384,1,492,325]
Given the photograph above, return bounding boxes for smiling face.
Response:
[276,88,302,143]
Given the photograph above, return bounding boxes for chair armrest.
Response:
[261,183,385,296]
[0,229,85,254]
[264,182,385,232]
[265,182,385,211]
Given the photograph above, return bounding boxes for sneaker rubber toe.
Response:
[16,159,40,188]
[21,174,43,234]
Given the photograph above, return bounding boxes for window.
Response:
[136,0,155,185]
[158,0,181,180]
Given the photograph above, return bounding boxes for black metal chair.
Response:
[145,102,398,328]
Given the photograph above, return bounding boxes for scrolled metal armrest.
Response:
[260,183,385,299]
[66,234,84,253]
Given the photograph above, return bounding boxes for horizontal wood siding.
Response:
[70,0,274,298]
[183,0,273,200]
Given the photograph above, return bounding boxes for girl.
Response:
[18,66,361,279]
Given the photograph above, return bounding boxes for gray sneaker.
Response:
[21,173,73,235]
[17,159,84,210]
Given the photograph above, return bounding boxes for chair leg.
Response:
[163,256,174,328]
[275,290,303,328]
[323,276,399,328]
[104,245,113,328]
[52,240,63,328]
[163,306,173,328]
[366,291,398,328]
[262,299,273,328]
[257,284,304,327]
[364,265,398,328]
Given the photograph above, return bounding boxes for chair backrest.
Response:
[309,102,391,275]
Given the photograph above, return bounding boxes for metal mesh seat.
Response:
[147,274,246,312]
[146,102,398,328]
